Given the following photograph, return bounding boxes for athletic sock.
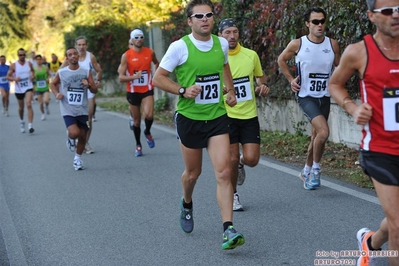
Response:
[133,125,141,145]
[93,103,97,117]
[144,118,153,135]
[367,235,381,251]
[312,162,320,170]
[304,165,311,174]
[74,153,81,160]
[182,199,192,209]
[223,221,233,232]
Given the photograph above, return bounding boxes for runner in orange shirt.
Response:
[118,29,159,156]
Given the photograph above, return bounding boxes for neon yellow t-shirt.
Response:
[224,43,263,119]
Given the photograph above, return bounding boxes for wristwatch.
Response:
[178,87,186,97]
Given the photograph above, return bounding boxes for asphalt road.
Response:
[0,94,390,266]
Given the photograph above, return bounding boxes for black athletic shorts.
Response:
[15,89,34,100]
[360,150,399,186]
[174,113,229,149]
[126,90,154,106]
[228,116,260,145]
[297,96,330,122]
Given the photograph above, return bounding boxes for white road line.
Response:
[257,160,380,205]
[108,111,381,206]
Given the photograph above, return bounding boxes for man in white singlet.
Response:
[6,48,36,133]
[278,7,340,190]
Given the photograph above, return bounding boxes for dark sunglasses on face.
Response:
[190,12,214,20]
[373,5,399,16]
[310,19,326,25]
[134,36,144,39]
[18,54,26,56]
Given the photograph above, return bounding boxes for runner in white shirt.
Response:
[6,48,36,133]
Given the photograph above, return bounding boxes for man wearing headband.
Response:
[218,18,270,212]
[118,28,159,157]
[153,0,244,251]
[278,7,340,190]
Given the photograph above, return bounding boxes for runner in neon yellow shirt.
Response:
[219,18,270,211]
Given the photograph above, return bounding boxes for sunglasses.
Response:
[310,19,326,25]
[190,12,214,20]
[373,5,399,16]
[18,54,26,56]
[134,36,144,39]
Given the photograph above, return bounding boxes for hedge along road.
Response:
[0,94,389,266]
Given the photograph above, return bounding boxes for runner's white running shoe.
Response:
[233,193,243,211]
[73,158,84,170]
[20,122,25,133]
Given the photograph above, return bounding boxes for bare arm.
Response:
[46,66,51,83]
[152,51,159,71]
[223,63,237,107]
[90,53,102,81]
[277,39,301,92]
[6,63,16,81]
[152,66,202,99]
[86,71,98,93]
[329,41,372,125]
[331,39,341,67]
[255,74,270,96]
[50,73,62,100]
[28,62,35,81]
[118,53,142,83]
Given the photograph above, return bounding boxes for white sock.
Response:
[28,123,32,129]
[304,165,311,174]
[74,153,81,160]
[312,162,320,170]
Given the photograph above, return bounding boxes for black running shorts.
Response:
[174,113,229,149]
[360,150,399,186]
[15,89,34,100]
[228,116,260,145]
[126,90,154,106]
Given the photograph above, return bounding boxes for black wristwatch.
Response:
[178,87,186,97]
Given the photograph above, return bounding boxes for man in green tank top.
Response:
[34,55,51,121]
[153,0,245,251]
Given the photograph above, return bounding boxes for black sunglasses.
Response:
[18,54,26,56]
[189,12,214,20]
[373,5,399,16]
[310,19,326,25]
[134,36,144,39]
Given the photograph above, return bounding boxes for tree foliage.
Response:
[221,0,374,99]
[162,0,374,99]
[0,0,185,74]
[0,0,29,54]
